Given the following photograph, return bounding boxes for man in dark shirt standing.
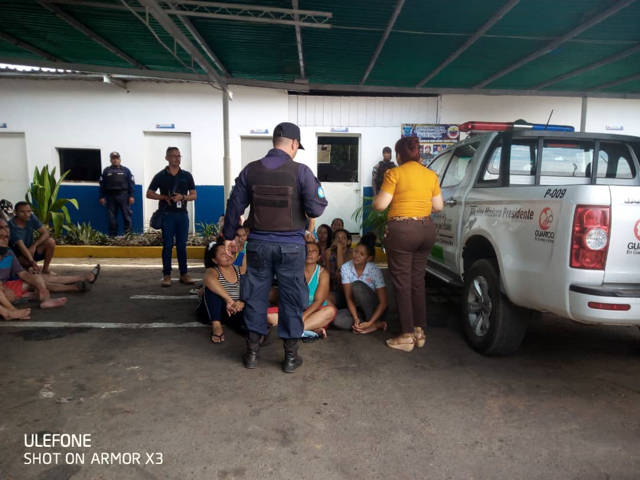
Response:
[99,151,135,236]
[146,147,197,287]
[371,146,396,195]
[223,122,328,373]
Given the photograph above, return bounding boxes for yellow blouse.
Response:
[380,161,441,218]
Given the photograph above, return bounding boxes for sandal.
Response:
[414,327,426,348]
[88,264,101,284]
[210,323,225,344]
[385,335,415,352]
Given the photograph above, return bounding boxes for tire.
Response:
[461,259,529,355]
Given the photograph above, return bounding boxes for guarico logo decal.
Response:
[535,207,555,243]
[629,219,640,254]
[538,207,553,231]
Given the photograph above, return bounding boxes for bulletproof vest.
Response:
[246,159,306,232]
[103,167,128,191]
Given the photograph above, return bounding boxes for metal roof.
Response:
[1,0,639,97]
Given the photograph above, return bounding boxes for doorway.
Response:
[240,136,272,169]
[0,133,29,205]
[143,132,193,232]
[314,135,361,233]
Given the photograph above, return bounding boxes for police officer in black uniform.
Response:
[223,122,328,373]
[99,151,135,236]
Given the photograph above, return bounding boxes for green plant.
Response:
[26,165,79,235]
[63,222,108,245]
[352,196,389,243]
[196,221,220,238]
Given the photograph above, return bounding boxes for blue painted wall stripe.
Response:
[57,184,225,234]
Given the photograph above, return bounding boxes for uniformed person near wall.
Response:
[223,122,328,373]
[99,151,135,236]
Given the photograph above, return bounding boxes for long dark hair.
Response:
[358,232,377,258]
[204,236,226,268]
[317,223,332,246]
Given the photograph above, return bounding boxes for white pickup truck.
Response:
[426,121,640,355]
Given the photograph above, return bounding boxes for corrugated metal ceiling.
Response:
[0,0,639,96]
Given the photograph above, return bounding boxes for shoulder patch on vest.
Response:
[317,186,325,199]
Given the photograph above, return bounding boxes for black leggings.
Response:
[203,288,246,335]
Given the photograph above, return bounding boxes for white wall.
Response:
[585,98,640,137]
[290,95,439,184]
[439,94,583,130]
[0,79,225,186]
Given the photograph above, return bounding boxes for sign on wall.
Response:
[401,123,460,165]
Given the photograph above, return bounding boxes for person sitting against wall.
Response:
[199,239,247,344]
[333,233,388,334]
[266,241,336,339]
[0,227,68,309]
[316,224,332,266]
[9,201,57,274]
[233,225,248,270]
[324,228,352,307]
[330,217,344,233]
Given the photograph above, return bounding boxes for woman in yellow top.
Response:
[373,136,443,352]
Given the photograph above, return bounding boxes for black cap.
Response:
[109,151,120,158]
[273,122,304,150]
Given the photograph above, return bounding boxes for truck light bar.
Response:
[458,121,574,133]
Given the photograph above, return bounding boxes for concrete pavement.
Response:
[1,259,640,479]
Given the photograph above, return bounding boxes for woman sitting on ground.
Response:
[200,239,247,343]
[266,241,336,338]
[315,224,332,266]
[324,228,352,307]
[334,233,388,334]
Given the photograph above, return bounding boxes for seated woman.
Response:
[267,242,336,339]
[200,239,247,344]
[324,228,352,307]
[315,224,332,266]
[334,233,388,334]
[232,225,248,269]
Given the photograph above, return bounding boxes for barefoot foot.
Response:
[40,297,68,309]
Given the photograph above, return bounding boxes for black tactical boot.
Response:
[243,331,261,369]
[282,338,303,373]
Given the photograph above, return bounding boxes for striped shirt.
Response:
[215,265,241,300]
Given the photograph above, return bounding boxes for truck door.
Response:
[432,142,479,271]
[596,142,640,284]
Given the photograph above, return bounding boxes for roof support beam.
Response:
[590,71,640,91]
[174,14,229,77]
[0,31,61,63]
[0,56,208,81]
[474,0,638,89]
[416,0,519,87]
[37,1,147,69]
[292,0,305,79]
[136,0,227,88]
[360,0,405,85]
[532,43,640,90]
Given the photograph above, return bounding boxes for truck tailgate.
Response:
[604,186,640,283]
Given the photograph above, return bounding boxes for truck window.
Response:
[482,141,537,185]
[540,140,594,185]
[441,143,477,188]
[596,142,636,180]
[427,151,453,180]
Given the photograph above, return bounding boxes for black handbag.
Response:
[150,209,165,230]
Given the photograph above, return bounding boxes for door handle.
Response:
[445,198,457,207]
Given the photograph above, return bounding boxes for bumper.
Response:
[569,284,640,325]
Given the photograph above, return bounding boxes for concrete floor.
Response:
[1,259,640,480]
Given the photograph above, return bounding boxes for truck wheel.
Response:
[462,259,528,355]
